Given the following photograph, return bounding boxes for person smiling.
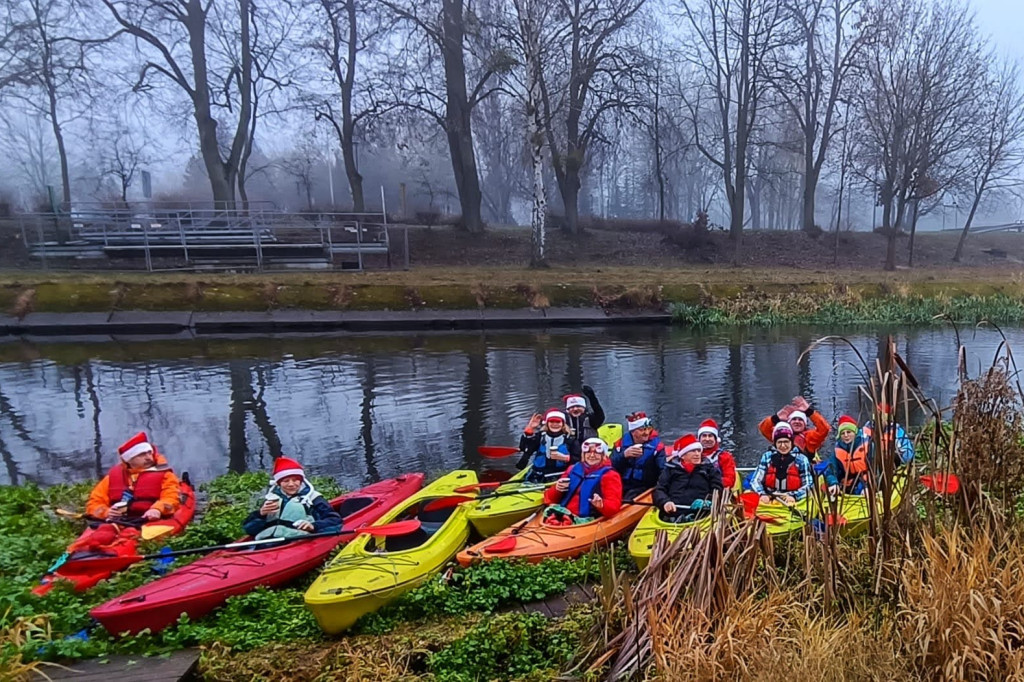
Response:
[86,432,181,523]
[749,422,814,504]
[242,457,342,540]
[542,437,623,526]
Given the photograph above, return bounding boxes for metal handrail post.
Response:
[142,219,153,271]
[37,220,48,271]
[356,217,363,271]
[178,215,189,265]
[253,218,263,271]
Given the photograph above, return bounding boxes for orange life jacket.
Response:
[106,462,172,516]
[763,452,802,492]
[836,441,869,488]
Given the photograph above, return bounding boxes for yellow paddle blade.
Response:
[141,523,176,541]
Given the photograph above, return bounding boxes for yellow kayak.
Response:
[830,474,907,536]
[628,507,715,569]
[598,423,622,448]
[467,469,549,538]
[304,470,477,634]
[748,494,815,537]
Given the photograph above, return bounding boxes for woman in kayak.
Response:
[749,422,814,504]
[242,457,342,540]
[563,385,605,441]
[517,409,581,483]
[696,418,737,490]
[542,437,623,525]
[610,411,665,498]
[757,395,831,460]
[653,434,723,522]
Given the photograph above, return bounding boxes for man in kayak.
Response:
[696,418,737,490]
[518,409,581,483]
[611,411,665,498]
[757,395,831,460]
[242,457,342,540]
[750,422,814,504]
[542,437,623,525]
[563,385,605,441]
[653,434,723,521]
[86,432,181,523]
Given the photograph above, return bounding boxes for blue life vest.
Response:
[617,432,662,482]
[533,433,570,471]
[561,463,611,518]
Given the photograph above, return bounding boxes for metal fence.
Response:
[17,207,406,272]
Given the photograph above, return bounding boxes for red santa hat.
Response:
[627,412,652,431]
[838,415,858,435]
[544,409,567,423]
[564,394,587,410]
[118,432,154,462]
[272,456,305,483]
[670,433,702,459]
[697,419,719,439]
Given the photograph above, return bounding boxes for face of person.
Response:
[681,448,703,465]
[840,429,856,444]
[631,425,653,443]
[127,451,155,469]
[775,438,793,455]
[699,433,717,450]
[567,406,586,418]
[789,417,806,433]
[545,417,564,433]
[279,476,304,496]
[581,441,604,466]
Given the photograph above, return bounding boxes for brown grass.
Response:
[0,611,72,681]
[10,288,34,318]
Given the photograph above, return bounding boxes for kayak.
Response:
[467,469,548,538]
[628,507,715,569]
[830,474,907,536]
[90,473,424,636]
[456,490,653,566]
[748,494,815,537]
[598,423,622,448]
[33,474,197,596]
[304,470,478,634]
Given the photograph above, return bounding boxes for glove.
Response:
[690,498,707,510]
[582,384,596,397]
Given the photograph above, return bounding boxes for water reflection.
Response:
[0,325,1011,488]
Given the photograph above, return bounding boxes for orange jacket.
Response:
[757,411,831,457]
[86,453,181,519]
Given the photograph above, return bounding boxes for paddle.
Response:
[480,510,539,554]
[478,446,521,459]
[55,520,423,574]
[738,492,799,525]
[920,473,960,495]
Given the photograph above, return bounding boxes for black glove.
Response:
[582,384,596,397]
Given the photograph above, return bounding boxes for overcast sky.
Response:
[974,0,1024,60]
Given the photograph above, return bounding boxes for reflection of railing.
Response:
[19,208,392,272]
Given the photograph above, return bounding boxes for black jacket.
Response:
[516,430,581,478]
[652,460,723,509]
[566,386,605,441]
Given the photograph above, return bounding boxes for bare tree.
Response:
[98,0,255,208]
[278,138,324,211]
[0,5,32,93]
[952,61,1024,262]
[0,111,58,207]
[769,0,866,232]
[678,0,785,244]
[98,126,149,202]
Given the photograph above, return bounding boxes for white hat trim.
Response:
[121,442,154,461]
[273,468,305,483]
[697,426,719,438]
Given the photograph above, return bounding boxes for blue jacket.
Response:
[750,448,814,501]
[242,482,342,537]
[611,433,665,493]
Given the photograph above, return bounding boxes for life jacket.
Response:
[567,412,595,441]
[703,447,723,469]
[615,432,662,483]
[762,451,802,493]
[561,463,611,518]
[532,432,570,472]
[836,441,869,489]
[106,458,172,516]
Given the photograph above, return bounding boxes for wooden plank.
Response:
[42,649,199,682]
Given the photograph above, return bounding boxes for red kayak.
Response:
[91,473,424,636]
[34,474,198,597]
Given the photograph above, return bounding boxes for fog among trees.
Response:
[2,0,1023,267]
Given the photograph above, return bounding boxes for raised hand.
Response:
[791,396,811,412]
[777,404,794,421]
[525,413,543,432]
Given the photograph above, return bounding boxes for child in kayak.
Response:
[564,385,605,441]
[611,412,666,498]
[824,415,867,494]
[826,405,914,495]
[750,422,814,504]
[653,434,723,522]
[696,418,737,490]
[242,457,342,540]
[518,409,581,483]
[542,437,623,525]
[757,395,831,460]
[86,432,181,524]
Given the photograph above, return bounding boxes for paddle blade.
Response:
[826,514,847,527]
[483,535,518,553]
[478,446,521,459]
[141,523,178,541]
[357,519,422,537]
[454,482,503,493]
[739,492,761,519]
[755,515,783,525]
[921,473,960,495]
[422,495,476,512]
[58,554,143,574]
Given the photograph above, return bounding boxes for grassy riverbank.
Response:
[2,267,1024,325]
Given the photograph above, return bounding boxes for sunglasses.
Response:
[582,442,604,451]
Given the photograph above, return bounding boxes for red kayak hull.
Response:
[90,473,425,636]
[33,478,197,597]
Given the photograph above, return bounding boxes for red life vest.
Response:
[106,463,171,516]
[836,441,869,488]
[763,452,802,492]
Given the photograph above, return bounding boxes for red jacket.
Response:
[543,460,623,518]
[758,411,831,457]
[703,448,737,489]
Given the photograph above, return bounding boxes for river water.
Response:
[0,324,1015,488]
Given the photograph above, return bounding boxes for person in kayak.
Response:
[610,411,665,498]
[242,457,342,540]
[823,415,867,494]
[826,405,914,496]
[518,409,581,483]
[750,422,814,504]
[564,385,605,441]
[757,395,831,460]
[542,437,623,525]
[653,434,723,522]
[696,418,737,490]
[86,432,181,523]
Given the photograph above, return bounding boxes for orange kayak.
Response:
[456,490,652,566]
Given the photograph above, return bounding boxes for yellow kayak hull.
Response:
[628,507,714,569]
[467,470,546,538]
[832,475,907,536]
[304,470,477,634]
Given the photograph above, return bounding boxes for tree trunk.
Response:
[907,198,921,267]
[526,53,546,267]
[341,0,364,212]
[802,163,818,233]
[441,0,484,233]
[953,184,985,263]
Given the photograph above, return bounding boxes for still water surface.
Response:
[0,325,1013,488]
